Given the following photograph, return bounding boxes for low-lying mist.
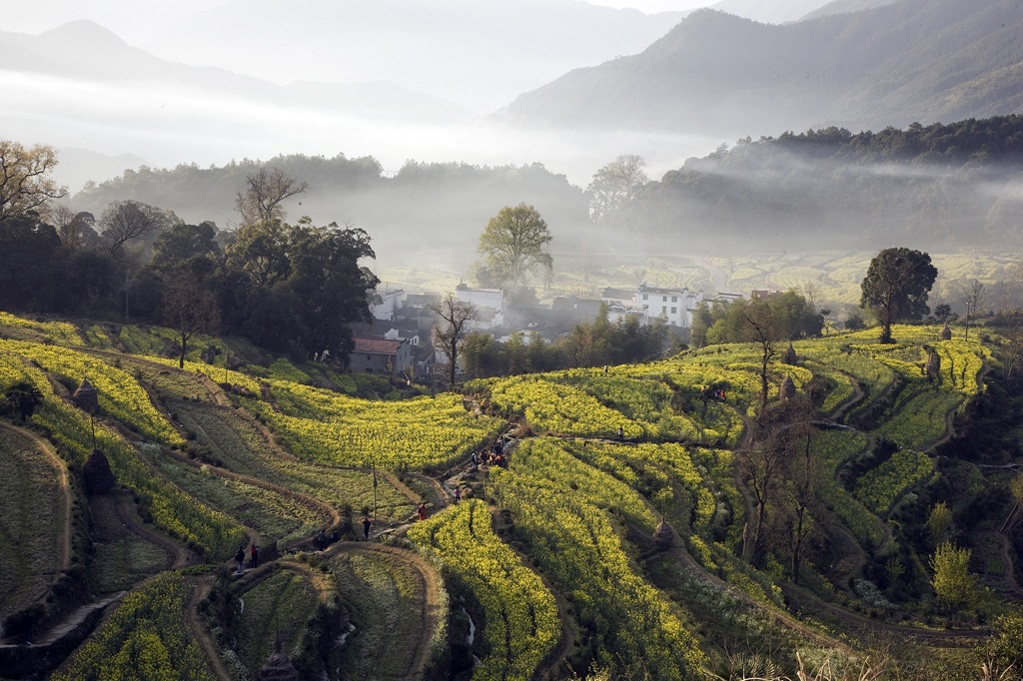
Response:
[2,69,721,196]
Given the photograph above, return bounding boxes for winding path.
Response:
[185,577,233,681]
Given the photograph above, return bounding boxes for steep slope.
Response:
[499,0,1023,136]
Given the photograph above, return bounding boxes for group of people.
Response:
[470,439,507,470]
[315,527,340,549]
[700,386,727,401]
[234,543,260,574]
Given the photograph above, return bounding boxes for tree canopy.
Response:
[587,154,648,224]
[860,247,937,343]
[474,203,553,290]
[693,290,823,348]
[0,155,378,364]
[930,541,977,611]
[224,217,378,356]
[0,141,67,222]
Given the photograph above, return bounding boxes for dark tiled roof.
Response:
[354,337,402,355]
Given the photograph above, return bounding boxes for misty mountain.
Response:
[0,20,471,124]
[800,0,900,21]
[706,0,836,24]
[143,0,687,113]
[499,0,1023,138]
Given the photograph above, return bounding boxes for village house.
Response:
[601,283,703,329]
[454,283,505,330]
[347,337,413,376]
[370,286,405,321]
[633,283,702,328]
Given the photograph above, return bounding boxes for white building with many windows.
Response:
[602,283,703,329]
[635,284,702,328]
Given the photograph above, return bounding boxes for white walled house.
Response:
[601,284,703,329]
[634,284,702,328]
[454,283,504,330]
[370,287,406,321]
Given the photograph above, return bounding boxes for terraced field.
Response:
[0,313,1017,680]
[0,424,69,617]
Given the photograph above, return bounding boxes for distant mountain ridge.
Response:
[143,0,689,112]
[1,20,470,123]
[799,0,899,21]
[499,0,1023,137]
[706,0,838,24]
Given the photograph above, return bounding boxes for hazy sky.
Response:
[3,1,708,37]
[3,0,722,190]
[590,0,709,10]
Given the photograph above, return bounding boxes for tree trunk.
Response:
[792,508,806,583]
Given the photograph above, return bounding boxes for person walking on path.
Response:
[363,516,371,540]
[453,487,461,503]
[418,502,428,521]
[250,543,259,569]
[235,547,245,574]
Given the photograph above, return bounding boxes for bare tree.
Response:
[235,167,308,228]
[739,396,819,570]
[744,299,778,419]
[783,397,819,583]
[800,280,821,309]
[430,294,477,389]
[163,275,220,369]
[100,200,160,253]
[960,279,985,341]
[51,204,96,251]
[1002,327,1023,388]
[738,432,785,564]
[0,140,67,221]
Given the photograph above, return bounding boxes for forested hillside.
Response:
[65,115,1023,259]
[0,309,1021,679]
[616,116,1023,251]
[72,156,590,258]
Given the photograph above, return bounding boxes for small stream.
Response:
[462,606,476,645]
[336,622,356,647]
[462,606,481,666]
